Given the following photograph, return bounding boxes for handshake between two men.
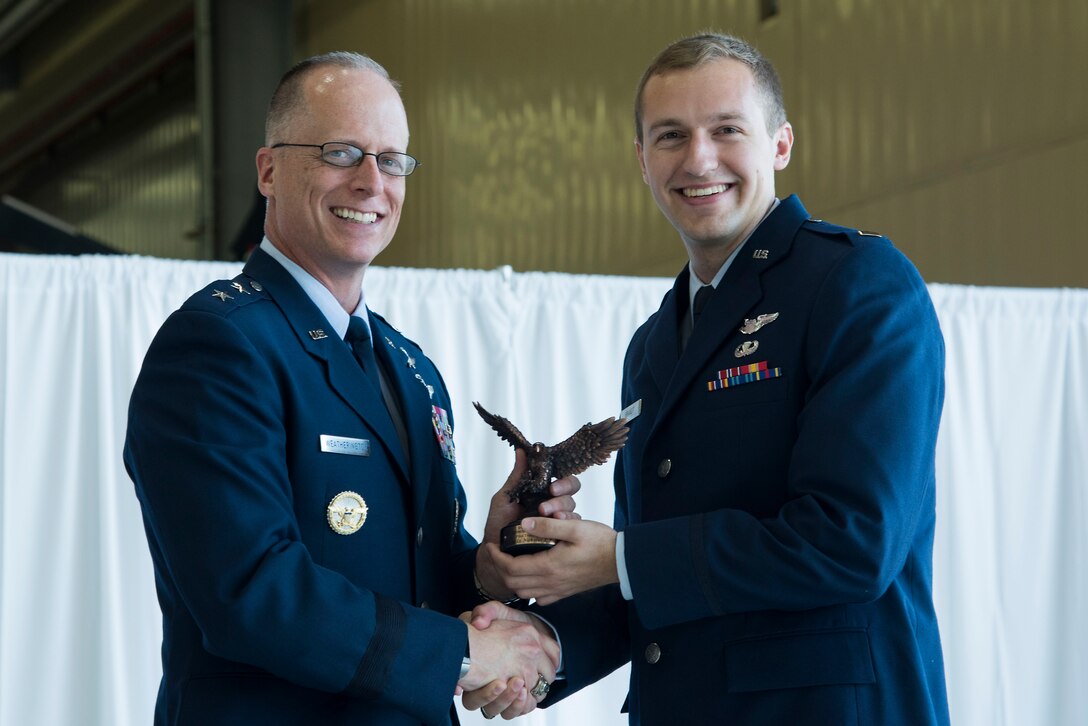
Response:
[456,441,628,720]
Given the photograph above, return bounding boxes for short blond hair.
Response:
[634,32,787,140]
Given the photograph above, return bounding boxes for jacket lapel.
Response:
[243,249,410,482]
[643,269,686,396]
[370,317,438,525]
[650,196,810,434]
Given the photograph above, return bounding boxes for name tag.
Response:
[618,399,642,423]
[320,435,370,456]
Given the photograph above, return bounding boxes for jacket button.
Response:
[645,643,662,664]
[417,527,424,546]
[656,459,672,478]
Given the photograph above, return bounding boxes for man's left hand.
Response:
[476,451,582,600]
[484,518,618,605]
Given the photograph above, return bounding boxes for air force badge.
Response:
[740,312,779,334]
[735,340,760,358]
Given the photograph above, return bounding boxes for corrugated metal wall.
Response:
[301,0,1088,285]
[0,0,205,259]
[7,1,1084,284]
[300,0,765,277]
[20,93,207,259]
[783,0,1088,287]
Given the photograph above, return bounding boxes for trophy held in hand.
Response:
[473,401,630,555]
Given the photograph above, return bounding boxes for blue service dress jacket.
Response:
[124,248,478,725]
[538,195,951,725]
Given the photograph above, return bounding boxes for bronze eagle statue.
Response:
[473,401,630,512]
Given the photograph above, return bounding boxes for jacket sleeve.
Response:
[531,435,636,704]
[624,242,945,629]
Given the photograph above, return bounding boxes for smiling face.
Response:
[256,66,408,306]
[635,58,793,265]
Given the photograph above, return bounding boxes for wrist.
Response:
[474,563,521,605]
[460,633,471,679]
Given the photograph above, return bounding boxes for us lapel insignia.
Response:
[735,340,760,358]
[752,249,770,260]
[740,312,779,334]
[327,491,368,535]
[308,329,328,340]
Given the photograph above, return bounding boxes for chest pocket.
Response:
[699,374,788,410]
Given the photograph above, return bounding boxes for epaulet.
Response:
[183,274,271,314]
[370,309,423,353]
[802,218,888,244]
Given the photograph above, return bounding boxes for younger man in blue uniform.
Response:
[472,32,951,725]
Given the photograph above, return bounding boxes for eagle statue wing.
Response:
[548,416,629,480]
[473,401,532,450]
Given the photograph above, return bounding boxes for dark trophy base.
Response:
[500,521,557,556]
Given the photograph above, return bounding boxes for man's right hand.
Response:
[458,605,559,718]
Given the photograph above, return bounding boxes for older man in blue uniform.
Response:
[472,33,951,725]
[124,52,567,725]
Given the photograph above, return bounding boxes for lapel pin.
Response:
[308,329,328,340]
[212,289,232,301]
[740,312,779,334]
[752,249,770,260]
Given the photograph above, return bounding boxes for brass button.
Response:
[645,643,662,664]
[656,459,672,478]
[416,527,424,546]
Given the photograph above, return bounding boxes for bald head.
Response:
[265,51,401,145]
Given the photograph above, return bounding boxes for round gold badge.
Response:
[327,491,368,535]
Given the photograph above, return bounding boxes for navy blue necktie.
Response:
[692,284,714,328]
[681,284,714,355]
[346,315,413,464]
[345,315,382,395]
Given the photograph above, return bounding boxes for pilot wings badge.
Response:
[739,312,779,335]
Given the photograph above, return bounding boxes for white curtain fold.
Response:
[928,284,1088,726]
[0,255,1084,726]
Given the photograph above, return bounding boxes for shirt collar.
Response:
[687,197,780,311]
[259,237,369,341]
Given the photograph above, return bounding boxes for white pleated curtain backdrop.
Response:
[0,253,1085,726]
